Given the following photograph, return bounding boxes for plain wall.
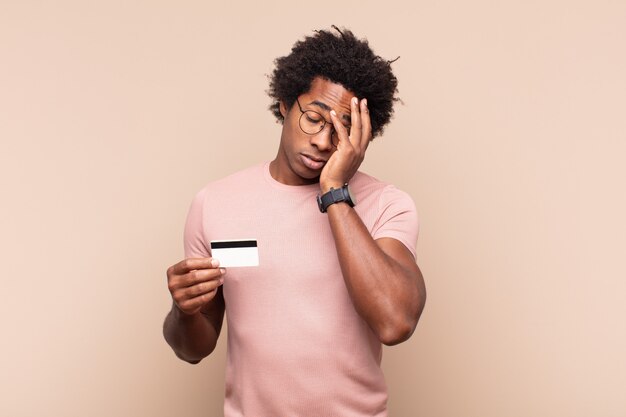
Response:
[1,1,625,416]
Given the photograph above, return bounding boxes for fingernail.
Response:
[364,98,368,107]
[219,278,225,285]
[211,259,219,268]
[352,97,358,105]
[220,268,226,274]
[330,110,337,116]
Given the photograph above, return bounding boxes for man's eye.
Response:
[305,114,322,123]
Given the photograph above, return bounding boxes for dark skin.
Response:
[163,77,426,363]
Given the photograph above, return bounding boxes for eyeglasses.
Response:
[296,98,350,147]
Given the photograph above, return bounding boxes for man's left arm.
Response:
[326,201,426,346]
[321,97,426,346]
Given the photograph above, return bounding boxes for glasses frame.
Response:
[296,98,349,147]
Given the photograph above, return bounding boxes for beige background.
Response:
[1,1,625,416]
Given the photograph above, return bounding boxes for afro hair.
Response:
[267,25,400,139]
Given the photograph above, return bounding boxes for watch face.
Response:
[318,185,356,212]
[316,194,324,212]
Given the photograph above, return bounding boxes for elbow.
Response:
[376,308,418,346]
[378,320,415,346]
[175,350,206,365]
[164,331,214,365]
[172,341,217,364]
[182,357,202,365]
[378,295,427,346]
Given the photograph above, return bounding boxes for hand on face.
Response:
[319,96,371,193]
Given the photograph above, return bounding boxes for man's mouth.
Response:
[300,154,327,170]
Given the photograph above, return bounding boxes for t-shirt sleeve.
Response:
[183,187,211,259]
[371,185,420,259]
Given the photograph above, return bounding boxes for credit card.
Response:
[210,239,259,267]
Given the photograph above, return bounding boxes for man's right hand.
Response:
[166,258,225,316]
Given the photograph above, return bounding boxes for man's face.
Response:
[273,76,354,186]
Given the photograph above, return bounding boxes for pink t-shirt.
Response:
[183,161,419,417]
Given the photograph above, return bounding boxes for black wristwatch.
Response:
[317,183,357,213]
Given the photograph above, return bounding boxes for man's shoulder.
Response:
[352,170,386,188]
[352,170,397,195]
[197,162,266,194]
[351,170,415,208]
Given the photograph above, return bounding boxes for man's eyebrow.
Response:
[308,100,351,123]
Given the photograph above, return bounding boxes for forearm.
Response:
[326,202,423,345]
[162,302,219,363]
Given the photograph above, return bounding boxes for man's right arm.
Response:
[162,258,226,364]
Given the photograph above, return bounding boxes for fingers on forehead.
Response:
[351,97,362,128]
[361,101,372,148]
[361,100,371,129]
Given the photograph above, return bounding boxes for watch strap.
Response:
[317,183,354,213]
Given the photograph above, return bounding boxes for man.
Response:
[163,26,426,416]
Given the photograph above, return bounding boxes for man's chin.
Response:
[294,165,321,183]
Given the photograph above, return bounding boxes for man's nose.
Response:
[310,124,335,151]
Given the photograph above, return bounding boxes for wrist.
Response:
[326,200,351,212]
[317,182,357,213]
[319,181,345,194]
[172,302,200,321]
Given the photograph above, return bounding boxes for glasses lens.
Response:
[331,129,339,147]
[299,111,325,134]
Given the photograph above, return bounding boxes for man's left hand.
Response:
[319,97,371,193]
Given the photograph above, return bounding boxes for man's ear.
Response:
[279,100,288,118]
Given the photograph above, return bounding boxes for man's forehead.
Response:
[303,78,354,122]
[306,99,351,123]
